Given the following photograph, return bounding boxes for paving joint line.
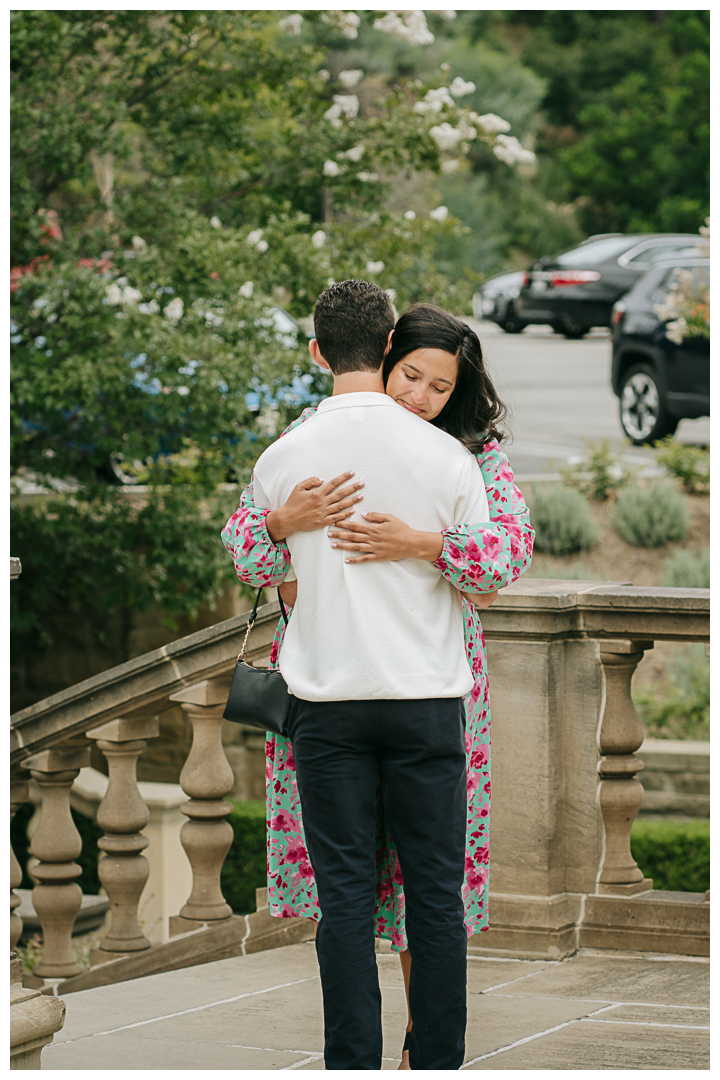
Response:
[47,975,321,1044]
[459,1002,617,1068]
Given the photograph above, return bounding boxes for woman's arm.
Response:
[327,440,534,594]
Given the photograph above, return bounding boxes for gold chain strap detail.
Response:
[238,616,255,663]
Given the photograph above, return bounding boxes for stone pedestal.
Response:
[10,952,66,1069]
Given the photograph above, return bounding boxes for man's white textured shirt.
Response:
[252,392,490,701]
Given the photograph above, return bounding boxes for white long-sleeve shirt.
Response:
[252,392,490,701]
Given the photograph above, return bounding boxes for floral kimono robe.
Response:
[221,406,534,947]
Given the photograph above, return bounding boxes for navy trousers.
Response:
[286,696,468,1071]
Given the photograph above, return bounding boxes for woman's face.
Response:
[385,348,458,421]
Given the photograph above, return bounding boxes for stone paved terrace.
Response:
[44,940,709,1070]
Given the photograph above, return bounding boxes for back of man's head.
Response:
[313,280,395,374]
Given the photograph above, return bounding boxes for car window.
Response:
[555,237,635,266]
[651,265,709,305]
[624,242,701,267]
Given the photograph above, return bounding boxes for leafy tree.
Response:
[11,9,527,684]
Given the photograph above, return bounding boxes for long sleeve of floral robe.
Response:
[220,409,534,946]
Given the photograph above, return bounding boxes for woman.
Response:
[222,304,534,1068]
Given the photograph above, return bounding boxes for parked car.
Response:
[471,271,526,332]
[610,257,709,444]
[514,233,703,338]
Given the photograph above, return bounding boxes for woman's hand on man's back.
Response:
[266,473,365,541]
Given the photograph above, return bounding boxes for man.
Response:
[250,280,489,1070]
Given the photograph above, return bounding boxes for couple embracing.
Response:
[222,281,534,1070]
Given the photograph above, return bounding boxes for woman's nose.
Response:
[411,384,427,403]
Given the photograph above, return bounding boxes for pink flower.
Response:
[271,812,300,834]
[470,743,489,770]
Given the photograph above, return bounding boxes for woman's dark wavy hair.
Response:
[383,304,508,452]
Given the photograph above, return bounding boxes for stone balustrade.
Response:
[8,580,710,1005]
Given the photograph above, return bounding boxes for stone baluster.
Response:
[169,679,234,928]
[86,716,159,958]
[22,744,91,979]
[596,640,653,895]
[10,776,29,951]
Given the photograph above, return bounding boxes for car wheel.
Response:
[499,305,525,334]
[561,318,588,339]
[619,364,679,445]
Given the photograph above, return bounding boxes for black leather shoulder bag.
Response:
[223,588,293,737]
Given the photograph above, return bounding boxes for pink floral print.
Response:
[221,407,534,947]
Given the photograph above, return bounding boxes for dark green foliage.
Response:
[526,485,599,556]
[613,482,689,548]
[11,802,104,895]
[220,800,268,915]
[631,818,709,893]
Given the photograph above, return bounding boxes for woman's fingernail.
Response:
[357,495,363,501]
[358,481,365,487]
[331,543,338,548]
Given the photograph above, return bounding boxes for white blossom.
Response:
[429,205,449,223]
[414,86,455,114]
[357,171,378,181]
[323,159,342,177]
[176,386,191,396]
[255,239,269,253]
[441,158,460,173]
[318,69,330,82]
[449,76,475,98]
[666,318,688,345]
[374,10,434,46]
[324,94,360,128]
[493,134,536,165]
[366,260,385,274]
[164,297,184,321]
[210,216,222,228]
[404,210,416,221]
[338,141,365,162]
[322,11,361,39]
[246,228,265,247]
[474,112,511,135]
[456,118,477,140]
[429,122,462,150]
[434,9,457,18]
[106,282,143,306]
[311,230,327,248]
[338,69,363,89]
[239,281,254,298]
[138,299,160,314]
[278,13,303,35]
[385,288,397,301]
[131,235,146,250]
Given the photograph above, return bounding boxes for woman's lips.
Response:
[398,399,424,416]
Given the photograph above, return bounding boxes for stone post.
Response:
[596,640,653,895]
[22,744,91,979]
[86,716,159,958]
[169,679,235,929]
[10,777,28,952]
[10,951,66,1069]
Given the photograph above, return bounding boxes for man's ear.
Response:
[309,338,331,370]
[383,328,394,358]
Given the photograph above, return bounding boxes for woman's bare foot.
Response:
[398,1048,411,1070]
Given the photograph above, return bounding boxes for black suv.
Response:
[515,233,703,338]
[611,258,709,444]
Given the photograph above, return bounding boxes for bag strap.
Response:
[238,587,289,662]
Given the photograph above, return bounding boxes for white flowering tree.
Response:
[11,8,534,664]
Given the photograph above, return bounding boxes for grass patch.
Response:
[631,818,709,893]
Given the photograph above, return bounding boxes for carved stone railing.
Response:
[9,580,710,1001]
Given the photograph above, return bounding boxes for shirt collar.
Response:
[316,392,402,413]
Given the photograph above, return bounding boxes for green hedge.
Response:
[631,818,709,893]
[221,800,268,915]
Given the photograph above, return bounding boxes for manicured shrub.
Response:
[631,818,709,893]
[634,643,709,741]
[662,547,710,589]
[220,799,267,914]
[612,482,689,547]
[560,439,631,501]
[655,436,709,494]
[527,485,599,556]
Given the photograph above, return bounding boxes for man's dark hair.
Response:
[313,280,395,374]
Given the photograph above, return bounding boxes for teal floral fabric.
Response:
[221,406,534,946]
